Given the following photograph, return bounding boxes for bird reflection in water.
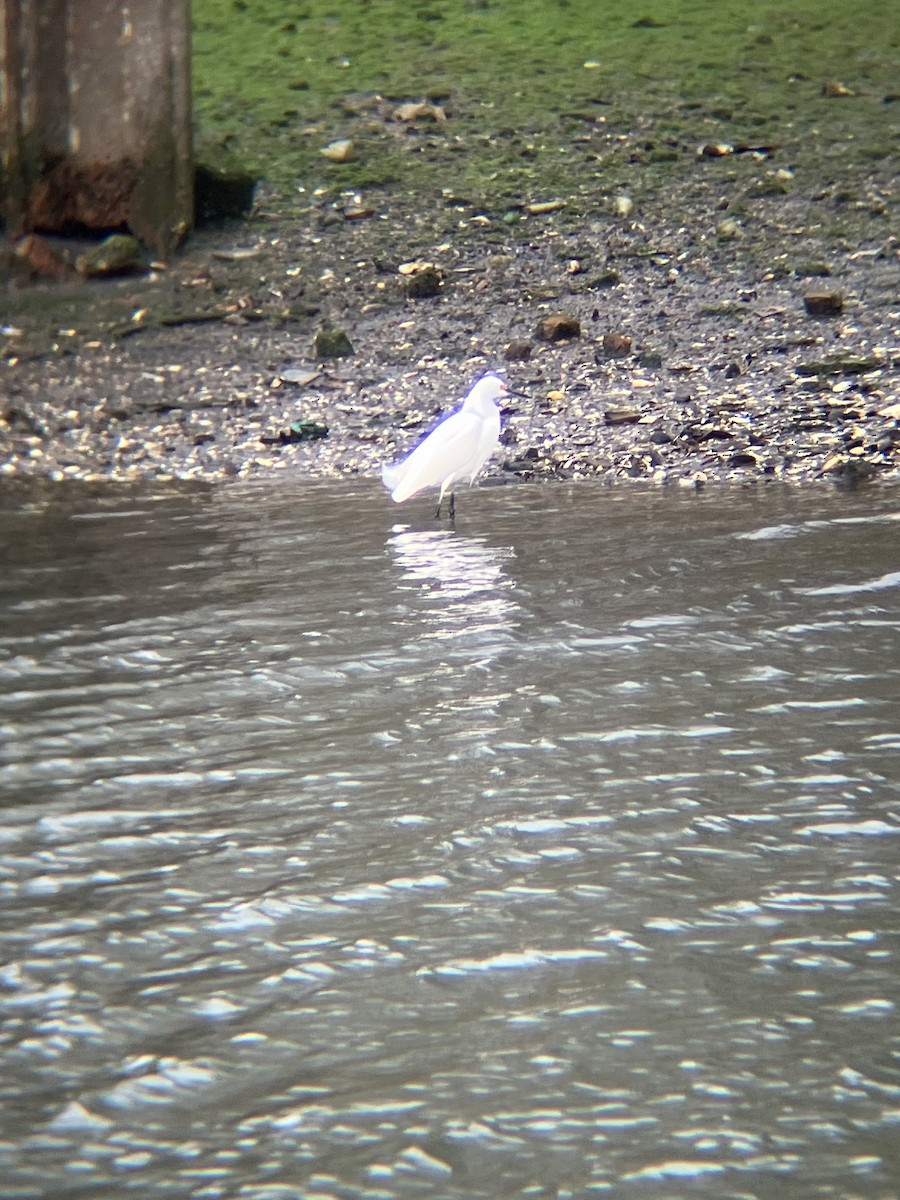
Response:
[387,524,518,656]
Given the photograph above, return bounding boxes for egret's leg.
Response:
[434,497,443,519]
[448,492,456,520]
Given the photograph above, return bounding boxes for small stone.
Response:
[320,139,355,162]
[698,142,734,157]
[211,246,262,263]
[314,326,354,358]
[504,340,532,362]
[77,234,145,278]
[804,291,844,316]
[602,331,632,356]
[277,367,320,386]
[796,355,881,376]
[822,455,883,485]
[535,312,581,341]
[637,350,663,368]
[823,80,854,97]
[613,194,634,218]
[14,233,73,280]
[793,260,832,277]
[605,407,641,425]
[393,101,446,123]
[404,265,443,299]
[526,200,566,215]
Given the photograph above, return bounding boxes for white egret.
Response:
[381,374,507,518]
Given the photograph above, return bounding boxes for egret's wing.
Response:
[460,405,501,483]
[385,410,480,503]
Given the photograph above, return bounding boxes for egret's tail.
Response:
[381,462,403,501]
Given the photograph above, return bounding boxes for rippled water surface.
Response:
[1,480,899,1199]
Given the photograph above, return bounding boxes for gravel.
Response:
[3,201,898,492]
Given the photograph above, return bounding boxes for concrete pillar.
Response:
[1,0,192,259]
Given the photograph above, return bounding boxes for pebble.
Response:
[535,313,582,342]
[804,291,844,316]
[313,327,354,358]
[77,234,146,278]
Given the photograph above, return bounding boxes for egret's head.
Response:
[465,374,508,409]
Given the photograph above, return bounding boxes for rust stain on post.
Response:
[1,0,192,260]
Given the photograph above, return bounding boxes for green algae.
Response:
[192,0,899,221]
[4,3,895,362]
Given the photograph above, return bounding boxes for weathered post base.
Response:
[1,0,192,260]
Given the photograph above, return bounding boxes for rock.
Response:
[804,291,844,316]
[320,139,355,162]
[649,427,674,444]
[277,367,320,386]
[503,447,542,474]
[14,234,74,280]
[605,407,641,425]
[822,80,854,97]
[526,200,566,215]
[793,260,832,277]
[77,234,146,278]
[314,327,354,358]
[637,350,663,368]
[404,265,443,299]
[822,455,884,486]
[535,312,581,342]
[796,355,881,376]
[602,331,632,356]
[504,340,532,362]
[211,246,261,262]
[393,101,446,122]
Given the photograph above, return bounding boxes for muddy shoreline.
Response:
[4,188,898,493]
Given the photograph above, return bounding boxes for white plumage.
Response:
[381,374,506,516]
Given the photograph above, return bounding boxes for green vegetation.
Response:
[193,0,899,219]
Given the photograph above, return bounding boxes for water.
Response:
[1,479,898,1200]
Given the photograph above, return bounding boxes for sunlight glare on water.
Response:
[0,480,898,1199]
